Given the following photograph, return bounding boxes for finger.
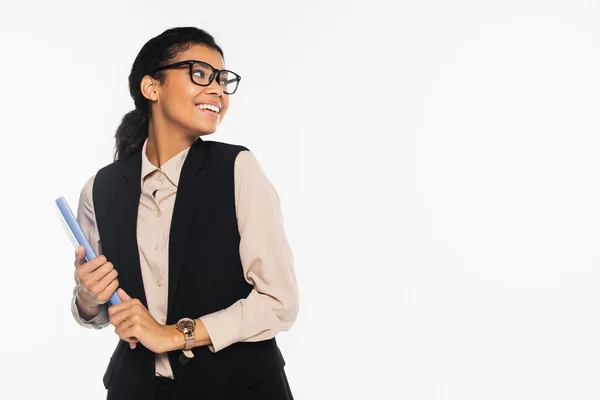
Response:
[86,260,115,283]
[76,251,104,270]
[76,254,108,277]
[98,279,120,303]
[74,246,84,267]
[108,297,142,316]
[109,308,128,326]
[124,337,137,349]
[115,321,143,346]
[118,333,138,349]
[117,288,131,301]
[79,261,114,290]
[111,308,140,328]
[119,325,143,345]
[114,323,139,344]
[88,269,118,299]
[108,299,143,321]
[114,315,139,334]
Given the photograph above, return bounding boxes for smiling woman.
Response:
[70,27,298,400]
[113,32,239,162]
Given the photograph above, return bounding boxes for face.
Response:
[141,44,231,138]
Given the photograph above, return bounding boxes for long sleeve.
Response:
[199,150,299,353]
[70,174,110,329]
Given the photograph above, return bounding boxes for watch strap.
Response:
[176,317,196,358]
[184,333,195,350]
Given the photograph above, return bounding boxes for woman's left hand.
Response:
[108,288,176,354]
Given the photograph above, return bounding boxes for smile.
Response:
[196,103,221,113]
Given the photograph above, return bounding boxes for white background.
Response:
[1,0,599,398]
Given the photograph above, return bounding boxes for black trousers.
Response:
[153,371,294,400]
[155,377,177,400]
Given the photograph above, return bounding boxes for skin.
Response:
[74,43,232,353]
[141,43,230,168]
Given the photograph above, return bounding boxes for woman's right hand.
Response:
[74,245,119,311]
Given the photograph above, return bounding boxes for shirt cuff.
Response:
[71,288,109,329]
[199,303,241,353]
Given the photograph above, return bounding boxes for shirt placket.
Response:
[145,171,166,306]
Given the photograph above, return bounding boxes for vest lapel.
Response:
[114,138,206,317]
[167,138,206,319]
[117,149,147,308]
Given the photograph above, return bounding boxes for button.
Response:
[157,278,163,287]
[179,353,190,364]
[153,243,159,251]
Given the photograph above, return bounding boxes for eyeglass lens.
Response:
[191,62,239,94]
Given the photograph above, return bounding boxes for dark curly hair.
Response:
[114,27,224,161]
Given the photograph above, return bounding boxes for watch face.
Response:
[178,318,195,329]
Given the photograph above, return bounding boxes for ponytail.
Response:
[114,109,148,161]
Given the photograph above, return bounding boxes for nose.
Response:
[206,74,224,96]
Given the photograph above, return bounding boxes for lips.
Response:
[197,106,218,113]
[196,105,220,119]
[195,102,221,113]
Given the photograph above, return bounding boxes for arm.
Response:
[110,151,298,353]
[70,174,110,329]
[196,150,299,353]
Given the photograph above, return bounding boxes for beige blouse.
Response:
[70,137,299,379]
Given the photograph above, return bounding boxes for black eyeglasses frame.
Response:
[150,60,241,95]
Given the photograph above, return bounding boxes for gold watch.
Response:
[176,317,196,358]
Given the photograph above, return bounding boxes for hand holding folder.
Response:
[56,196,122,305]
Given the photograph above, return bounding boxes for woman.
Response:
[70,27,299,400]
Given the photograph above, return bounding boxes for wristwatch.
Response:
[176,317,196,359]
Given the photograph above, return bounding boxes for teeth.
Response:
[197,104,220,113]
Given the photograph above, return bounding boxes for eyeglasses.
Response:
[150,60,241,94]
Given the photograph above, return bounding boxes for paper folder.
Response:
[55,196,121,305]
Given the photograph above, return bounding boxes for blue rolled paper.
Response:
[55,196,121,305]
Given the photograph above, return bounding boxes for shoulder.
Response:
[89,157,133,207]
[95,158,125,179]
[82,173,97,194]
[201,140,255,176]
[80,173,98,198]
[203,139,250,159]
[234,149,262,172]
[233,149,272,191]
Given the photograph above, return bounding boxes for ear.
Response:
[140,75,159,101]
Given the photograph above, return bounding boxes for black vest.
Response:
[92,138,286,399]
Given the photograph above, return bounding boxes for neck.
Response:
[146,119,198,168]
